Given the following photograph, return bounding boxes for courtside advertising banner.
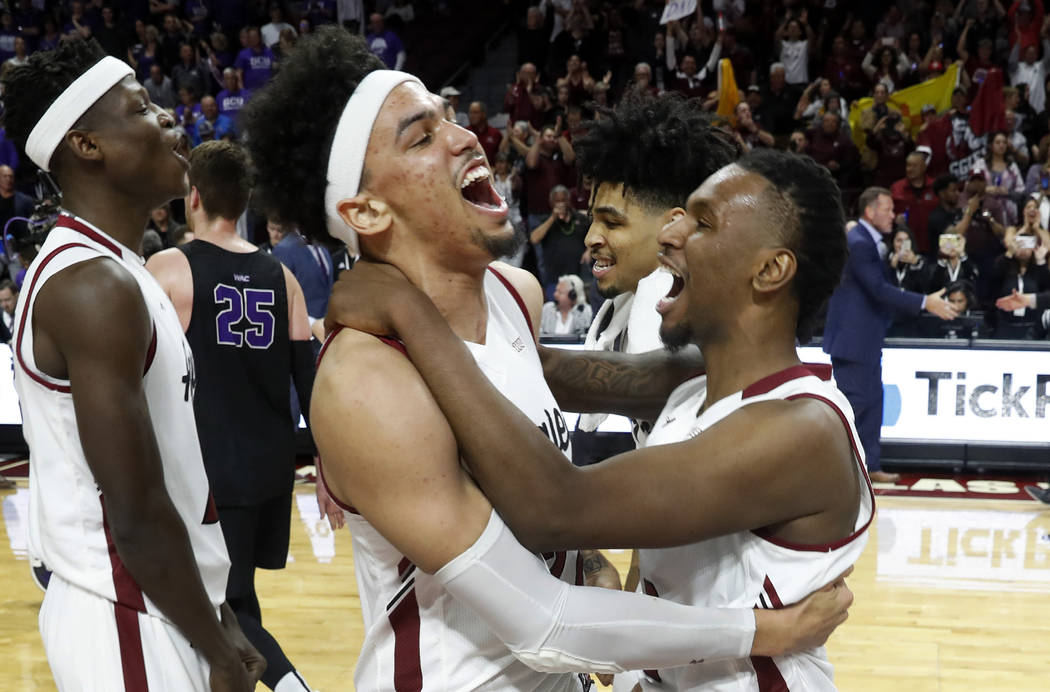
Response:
[798,346,1050,445]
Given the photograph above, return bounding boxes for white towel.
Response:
[577,269,672,433]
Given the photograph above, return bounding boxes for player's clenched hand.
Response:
[750,565,854,657]
[323,260,433,338]
[315,466,346,530]
[215,603,267,689]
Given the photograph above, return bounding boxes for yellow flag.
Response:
[848,62,960,151]
[716,58,740,126]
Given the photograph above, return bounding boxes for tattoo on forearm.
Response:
[580,549,608,575]
[549,354,664,400]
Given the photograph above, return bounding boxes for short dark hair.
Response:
[188,141,252,221]
[736,149,847,342]
[944,280,975,309]
[1,38,107,174]
[240,26,384,240]
[857,186,892,217]
[574,92,740,212]
[933,173,958,195]
[0,279,17,295]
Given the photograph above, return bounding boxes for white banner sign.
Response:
[659,0,697,25]
[800,346,1050,445]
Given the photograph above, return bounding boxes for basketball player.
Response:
[564,93,735,448]
[3,40,262,690]
[146,141,317,692]
[327,150,868,690]
[242,27,852,692]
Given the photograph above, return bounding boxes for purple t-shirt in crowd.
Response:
[366,30,403,68]
[234,46,275,90]
[216,88,252,117]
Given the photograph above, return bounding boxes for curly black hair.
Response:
[736,149,847,343]
[2,38,107,165]
[240,26,384,242]
[574,92,741,212]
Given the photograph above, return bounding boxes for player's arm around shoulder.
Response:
[550,395,858,550]
[145,246,193,331]
[311,328,492,574]
[489,261,543,341]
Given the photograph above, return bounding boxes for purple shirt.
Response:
[365,30,403,68]
[215,88,252,117]
[235,46,275,90]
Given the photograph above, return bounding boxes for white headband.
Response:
[25,56,135,172]
[324,69,422,257]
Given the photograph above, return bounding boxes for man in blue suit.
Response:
[823,186,957,483]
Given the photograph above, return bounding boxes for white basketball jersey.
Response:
[636,365,874,691]
[320,267,582,692]
[15,213,230,617]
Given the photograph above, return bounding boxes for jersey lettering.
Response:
[537,407,570,452]
[214,283,276,349]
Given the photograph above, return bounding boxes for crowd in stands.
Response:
[0,1,1047,341]
[498,0,1050,341]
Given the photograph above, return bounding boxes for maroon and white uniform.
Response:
[619,365,874,691]
[320,267,586,691]
[15,212,229,691]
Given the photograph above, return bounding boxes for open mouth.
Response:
[172,133,190,168]
[592,257,615,278]
[460,164,508,217]
[656,265,685,314]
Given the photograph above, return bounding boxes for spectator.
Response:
[38,17,61,52]
[262,4,295,47]
[148,203,177,247]
[518,6,549,75]
[1005,109,1031,167]
[540,274,593,337]
[788,129,808,154]
[825,35,868,101]
[504,62,539,125]
[93,5,126,57]
[863,44,910,92]
[928,174,971,251]
[0,127,18,172]
[0,278,17,343]
[159,13,190,71]
[623,62,658,100]
[927,231,981,294]
[268,220,334,339]
[490,152,525,267]
[0,165,32,244]
[807,112,859,190]
[774,12,815,86]
[144,62,177,111]
[720,29,756,88]
[365,12,405,69]
[795,78,846,125]
[891,151,939,254]
[188,96,235,146]
[556,54,595,106]
[529,185,588,293]
[527,85,555,130]
[440,86,468,127]
[524,124,575,234]
[958,33,997,97]
[273,27,298,62]
[468,101,503,166]
[958,171,1008,301]
[175,85,203,129]
[974,131,1027,226]
[733,101,774,152]
[4,36,27,70]
[172,42,211,97]
[823,187,958,484]
[1009,32,1050,113]
[867,110,915,189]
[1007,0,1046,52]
[235,27,277,91]
[129,24,162,81]
[991,216,1050,336]
[550,10,600,78]
[384,0,414,24]
[216,67,251,119]
[757,63,796,136]
[886,226,929,293]
[0,12,17,62]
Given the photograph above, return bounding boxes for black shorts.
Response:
[218,493,292,600]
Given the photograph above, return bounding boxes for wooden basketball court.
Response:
[1,479,1046,691]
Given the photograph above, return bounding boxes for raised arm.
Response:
[35,259,253,686]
